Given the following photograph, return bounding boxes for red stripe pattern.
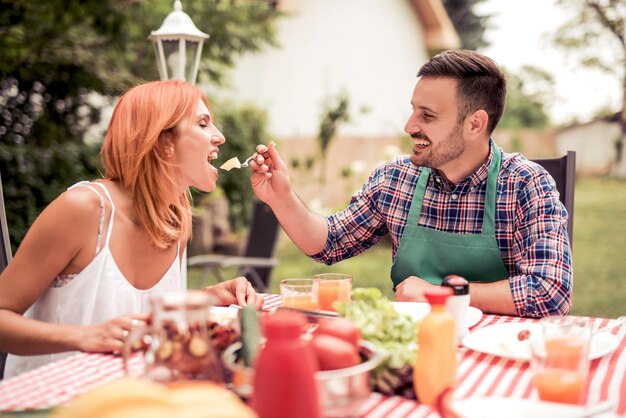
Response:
[1,302,624,416]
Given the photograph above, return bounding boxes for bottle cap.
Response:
[442,275,469,295]
[423,287,453,305]
[263,311,307,339]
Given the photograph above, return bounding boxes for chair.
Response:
[531,151,576,246]
[0,173,11,274]
[0,172,12,380]
[187,200,281,292]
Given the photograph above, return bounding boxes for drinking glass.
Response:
[280,278,319,310]
[313,273,352,312]
[530,315,592,405]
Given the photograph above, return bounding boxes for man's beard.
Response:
[409,123,465,169]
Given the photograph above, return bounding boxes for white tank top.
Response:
[4,182,182,378]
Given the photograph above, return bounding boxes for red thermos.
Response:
[252,312,321,418]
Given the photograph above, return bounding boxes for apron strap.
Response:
[481,142,501,236]
[406,167,430,225]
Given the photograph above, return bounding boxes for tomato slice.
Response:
[311,334,360,371]
[314,317,361,349]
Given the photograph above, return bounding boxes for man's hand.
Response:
[204,277,264,309]
[395,276,438,302]
[249,142,292,206]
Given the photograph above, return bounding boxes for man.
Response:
[249,50,572,318]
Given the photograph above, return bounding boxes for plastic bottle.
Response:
[252,311,321,418]
[414,287,457,405]
[442,275,471,342]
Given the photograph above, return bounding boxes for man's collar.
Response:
[431,141,493,190]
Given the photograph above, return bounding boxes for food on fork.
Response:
[220,157,242,171]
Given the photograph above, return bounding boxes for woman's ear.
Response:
[464,109,489,139]
[159,130,176,159]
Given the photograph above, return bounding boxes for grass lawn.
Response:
[190,177,626,319]
[570,177,626,318]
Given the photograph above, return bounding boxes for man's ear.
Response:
[464,109,489,140]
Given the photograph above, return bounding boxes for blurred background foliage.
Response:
[0,0,279,251]
[211,102,270,232]
[442,0,490,50]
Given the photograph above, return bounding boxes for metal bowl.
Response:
[222,340,386,417]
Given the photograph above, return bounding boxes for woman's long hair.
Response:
[100,80,209,249]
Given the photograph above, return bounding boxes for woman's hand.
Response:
[204,277,264,308]
[77,314,148,354]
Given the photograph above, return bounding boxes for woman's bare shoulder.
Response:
[37,184,106,234]
[55,184,105,213]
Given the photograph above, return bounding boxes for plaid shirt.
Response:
[312,144,572,318]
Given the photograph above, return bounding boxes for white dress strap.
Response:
[67,182,106,255]
[88,182,116,247]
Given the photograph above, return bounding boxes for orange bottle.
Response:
[414,287,456,405]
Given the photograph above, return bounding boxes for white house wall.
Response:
[555,121,620,175]
[208,0,430,139]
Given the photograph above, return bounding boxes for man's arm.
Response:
[469,280,517,315]
[248,143,328,255]
[396,276,517,316]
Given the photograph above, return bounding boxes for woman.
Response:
[0,80,261,378]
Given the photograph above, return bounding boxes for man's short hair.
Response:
[418,50,507,135]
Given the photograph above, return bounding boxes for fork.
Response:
[239,155,255,168]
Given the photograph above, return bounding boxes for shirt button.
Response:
[470,186,475,191]
[435,178,441,183]
[451,194,458,200]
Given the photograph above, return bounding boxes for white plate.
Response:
[209,306,240,324]
[391,302,483,327]
[462,322,620,362]
[453,397,617,418]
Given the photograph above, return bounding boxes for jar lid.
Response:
[264,311,307,339]
[423,287,453,305]
[441,275,469,295]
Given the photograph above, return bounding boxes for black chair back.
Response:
[0,172,11,380]
[187,199,281,292]
[240,201,281,290]
[531,151,576,246]
[0,172,11,273]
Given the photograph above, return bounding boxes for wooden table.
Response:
[1,295,624,417]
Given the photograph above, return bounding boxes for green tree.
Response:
[317,92,350,205]
[552,0,625,177]
[499,66,554,130]
[442,0,491,50]
[0,0,279,250]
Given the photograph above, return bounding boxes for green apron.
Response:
[390,145,509,288]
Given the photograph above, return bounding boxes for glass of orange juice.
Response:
[312,273,352,312]
[280,279,319,310]
[530,316,591,405]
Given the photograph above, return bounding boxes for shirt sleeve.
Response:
[310,164,390,265]
[509,170,573,318]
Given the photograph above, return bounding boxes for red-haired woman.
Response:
[0,80,261,377]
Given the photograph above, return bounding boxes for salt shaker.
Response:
[441,275,470,342]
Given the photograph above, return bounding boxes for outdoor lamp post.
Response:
[149,0,209,85]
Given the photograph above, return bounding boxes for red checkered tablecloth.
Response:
[1,295,625,417]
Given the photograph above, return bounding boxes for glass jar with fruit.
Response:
[123,290,224,383]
